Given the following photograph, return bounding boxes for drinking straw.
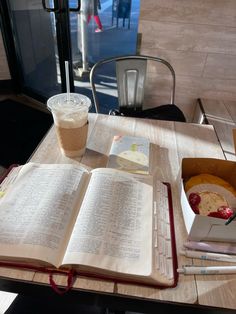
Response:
[65,61,70,102]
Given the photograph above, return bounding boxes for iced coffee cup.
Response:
[47,93,91,157]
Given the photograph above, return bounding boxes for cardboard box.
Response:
[180,158,236,242]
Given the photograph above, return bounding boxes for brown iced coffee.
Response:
[47,93,91,157]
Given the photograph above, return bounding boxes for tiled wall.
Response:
[0,30,10,80]
[139,0,236,121]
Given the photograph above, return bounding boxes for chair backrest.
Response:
[90,55,176,114]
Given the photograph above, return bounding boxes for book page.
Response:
[0,163,89,267]
[62,168,153,276]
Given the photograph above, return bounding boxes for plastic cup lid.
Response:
[47,93,91,113]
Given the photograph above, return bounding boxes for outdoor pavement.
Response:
[71,0,140,63]
[70,0,140,113]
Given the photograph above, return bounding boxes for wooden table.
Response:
[1,113,235,312]
[193,98,236,161]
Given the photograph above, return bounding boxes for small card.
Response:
[107,135,150,174]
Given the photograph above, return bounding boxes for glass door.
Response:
[71,0,141,113]
[0,0,77,103]
[0,0,140,108]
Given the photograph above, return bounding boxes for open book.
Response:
[0,163,178,288]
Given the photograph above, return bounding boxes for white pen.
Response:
[180,249,236,263]
[178,265,236,275]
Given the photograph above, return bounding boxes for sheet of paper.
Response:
[63,168,153,276]
[0,163,88,267]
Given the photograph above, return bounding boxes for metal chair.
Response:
[90,55,186,122]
